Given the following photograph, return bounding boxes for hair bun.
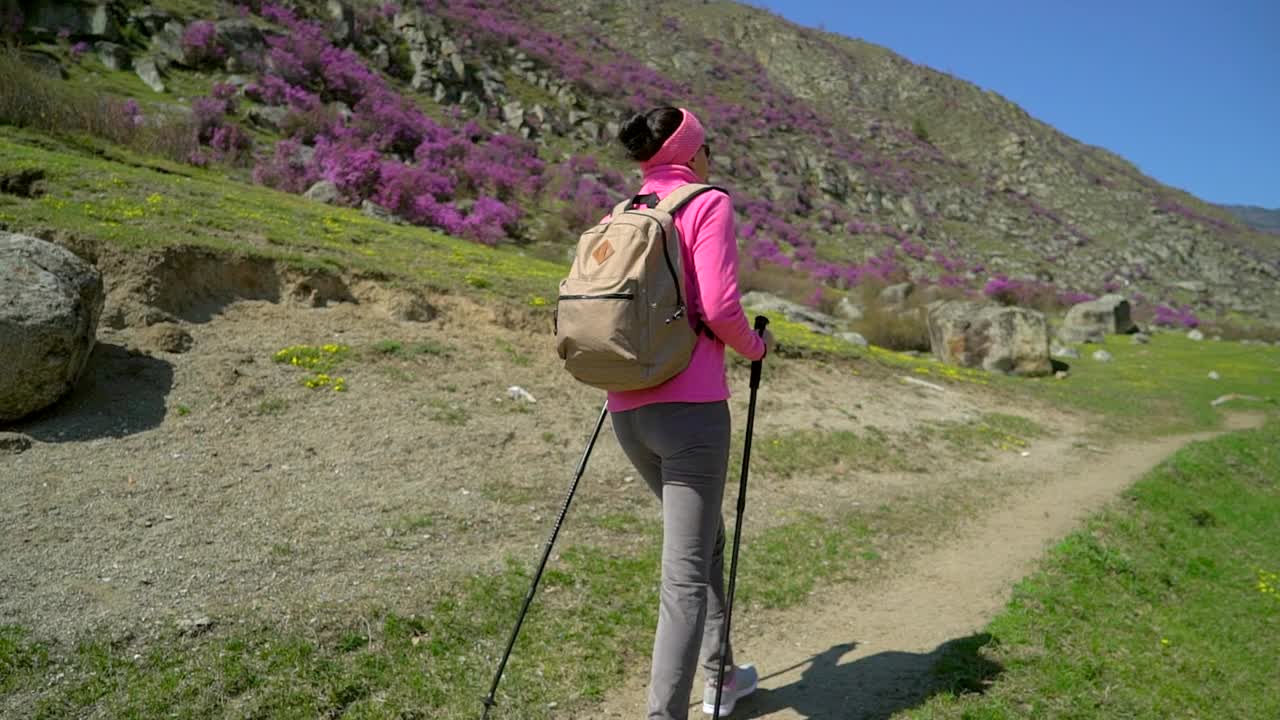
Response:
[618,112,661,162]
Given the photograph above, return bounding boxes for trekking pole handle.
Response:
[750,315,769,390]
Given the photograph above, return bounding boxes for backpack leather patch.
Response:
[591,240,615,265]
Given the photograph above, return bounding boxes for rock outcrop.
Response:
[927,301,1052,377]
[0,234,105,422]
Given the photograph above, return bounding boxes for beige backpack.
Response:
[555,184,724,391]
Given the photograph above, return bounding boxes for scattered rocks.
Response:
[926,301,1052,377]
[835,296,864,321]
[0,432,34,455]
[1092,350,1113,363]
[1131,333,1151,344]
[0,233,105,423]
[1187,329,1205,341]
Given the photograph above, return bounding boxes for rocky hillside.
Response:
[3,0,1278,328]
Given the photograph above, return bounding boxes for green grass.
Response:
[920,412,1046,459]
[1022,332,1280,434]
[907,418,1280,719]
[754,426,915,478]
[0,507,885,719]
[0,127,566,308]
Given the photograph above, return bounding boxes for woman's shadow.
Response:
[735,634,1003,720]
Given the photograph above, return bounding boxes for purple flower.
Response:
[182,20,226,66]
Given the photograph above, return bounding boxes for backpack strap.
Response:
[654,183,728,215]
[651,184,729,343]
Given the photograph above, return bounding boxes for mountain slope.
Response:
[3,0,1277,327]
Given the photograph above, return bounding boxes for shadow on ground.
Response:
[6,342,173,442]
[735,634,1003,720]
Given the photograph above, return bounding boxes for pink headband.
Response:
[640,108,705,171]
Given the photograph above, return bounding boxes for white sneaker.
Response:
[702,664,758,716]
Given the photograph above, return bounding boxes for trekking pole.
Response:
[481,400,609,719]
[713,315,770,719]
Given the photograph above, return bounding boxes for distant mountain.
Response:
[1222,205,1280,234]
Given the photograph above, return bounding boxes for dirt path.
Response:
[589,413,1264,720]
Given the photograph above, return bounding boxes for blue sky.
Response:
[752,1,1279,209]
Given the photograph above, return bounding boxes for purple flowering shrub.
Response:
[1152,304,1200,328]
[182,20,226,67]
[241,4,550,243]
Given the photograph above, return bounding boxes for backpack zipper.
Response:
[558,292,634,300]
[622,212,686,324]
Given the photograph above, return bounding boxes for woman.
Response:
[609,106,775,719]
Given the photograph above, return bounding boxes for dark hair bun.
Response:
[618,113,661,162]
[617,107,683,162]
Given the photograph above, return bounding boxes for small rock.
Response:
[95,41,131,71]
[143,323,193,354]
[1208,371,1220,380]
[177,615,214,636]
[361,200,404,224]
[836,331,868,348]
[303,181,341,205]
[135,56,166,93]
[1051,344,1080,359]
[1092,350,1113,363]
[0,432,34,455]
[507,386,537,403]
[1187,329,1205,341]
[1131,333,1151,344]
[1055,370,1070,379]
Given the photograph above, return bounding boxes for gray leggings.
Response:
[611,401,735,720]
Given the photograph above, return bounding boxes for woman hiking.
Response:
[609,106,775,719]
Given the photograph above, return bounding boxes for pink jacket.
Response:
[607,164,766,413]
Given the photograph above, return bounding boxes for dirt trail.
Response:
[590,413,1264,720]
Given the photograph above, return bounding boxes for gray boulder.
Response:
[835,296,864,321]
[878,282,915,308]
[0,234,105,422]
[215,19,265,64]
[836,331,869,348]
[1059,294,1135,344]
[304,181,341,205]
[135,56,166,93]
[1092,350,1114,363]
[149,20,188,67]
[927,300,1052,377]
[94,41,131,71]
[740,291,838,335]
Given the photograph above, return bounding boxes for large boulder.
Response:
[1058,294,1136,344]
[927,300,1052,377]
[0,234,105,422]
